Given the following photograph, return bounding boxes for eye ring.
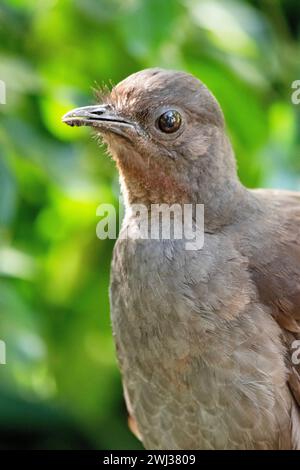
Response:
[157,110,182,134]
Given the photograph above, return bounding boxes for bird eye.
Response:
[157,110,182,134]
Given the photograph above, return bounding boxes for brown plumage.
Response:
[63,68,300,449]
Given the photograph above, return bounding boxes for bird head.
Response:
[63,68,238,209]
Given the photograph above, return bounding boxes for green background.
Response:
[0,0,299,449]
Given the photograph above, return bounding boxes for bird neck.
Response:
[188,133,252,231]
[115,133,253,233]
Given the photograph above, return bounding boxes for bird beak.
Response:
[62,104,136,136]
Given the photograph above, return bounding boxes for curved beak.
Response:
[62,104,136,137]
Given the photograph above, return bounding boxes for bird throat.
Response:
[115,149,191,207]
[108,135,249,232]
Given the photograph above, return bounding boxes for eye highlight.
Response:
[157,110,182,134]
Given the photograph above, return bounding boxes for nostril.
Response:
[91,105,111,116]
[92,110,105,116]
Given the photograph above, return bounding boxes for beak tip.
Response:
[61,111,84,127]
[62,112,71,124]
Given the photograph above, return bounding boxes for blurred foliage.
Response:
[0,0,299,450]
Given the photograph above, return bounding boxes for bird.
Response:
[63,68,300,450]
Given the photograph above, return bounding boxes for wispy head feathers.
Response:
[92,80,114,104]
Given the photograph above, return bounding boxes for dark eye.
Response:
[157,110,182,133]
